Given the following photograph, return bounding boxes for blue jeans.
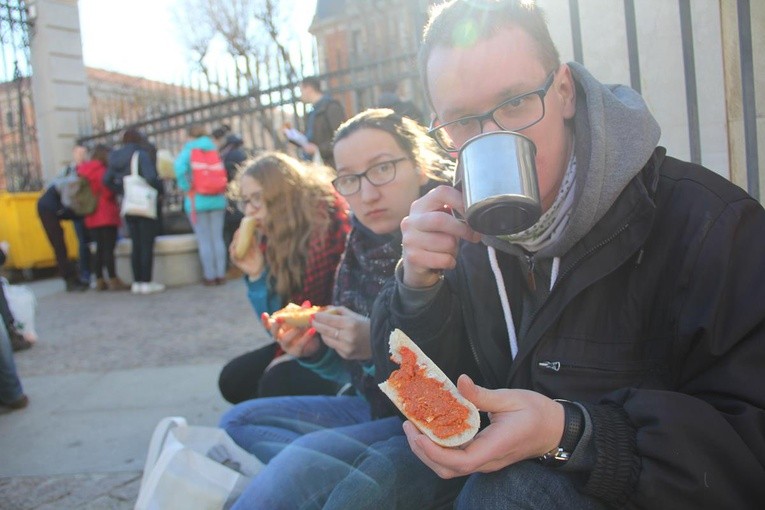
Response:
[73,217,91,282]
[188,209,226,280]
[0,322,23,405]
[220,395,405,509]
[456,460,607,510]
[325,434,466,510]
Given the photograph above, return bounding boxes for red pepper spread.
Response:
[388,346,470,439]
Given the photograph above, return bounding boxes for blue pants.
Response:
[220,395,405,509]
[0,322,23,405]
[455,460,607,509]
[73,217,91,282]
[188,209,226,281]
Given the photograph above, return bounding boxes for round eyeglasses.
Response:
[332,157,408,196]
[236,191,264,212]
[428,70,556,153]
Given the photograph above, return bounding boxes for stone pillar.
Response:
[720,0,765,200]
[27,0,89,180]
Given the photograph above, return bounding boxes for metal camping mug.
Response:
[455,131,541,235]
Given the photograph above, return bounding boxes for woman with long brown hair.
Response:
[218,152,350,403]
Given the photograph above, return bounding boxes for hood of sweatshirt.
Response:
[484,61,661,259]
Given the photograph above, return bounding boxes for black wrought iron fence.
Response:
[77,51,425,233]
[0,0,41,192]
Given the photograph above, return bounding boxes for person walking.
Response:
[174,124,228,286]
[77,144,130,291]
[104,128,164,294]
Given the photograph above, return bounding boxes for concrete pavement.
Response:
[0,276,270,509]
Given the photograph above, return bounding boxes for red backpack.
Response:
[190,148,227,195]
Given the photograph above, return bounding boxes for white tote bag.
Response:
[135,417,263,510]
[121,151,158,219]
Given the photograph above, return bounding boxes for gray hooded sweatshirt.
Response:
[398,61,661,333]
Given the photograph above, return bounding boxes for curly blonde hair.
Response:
[234,152,337,299]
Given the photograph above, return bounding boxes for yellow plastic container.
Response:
[0,191,79,270]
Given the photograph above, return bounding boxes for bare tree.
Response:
[173,0,306,149]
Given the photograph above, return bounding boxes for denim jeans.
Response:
[73,217,92,282]
[0,322,23,405]
[325,434,466,510]
[220,395,406,510]
[455,460,607,510]
[188,209,226,280]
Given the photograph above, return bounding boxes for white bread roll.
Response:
[270,303,335,328]
[234,216,258,260]
[378,329,480,447]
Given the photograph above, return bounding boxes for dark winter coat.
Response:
[372,149,765,508]
[304,95,345,168]
[103,143,160,196]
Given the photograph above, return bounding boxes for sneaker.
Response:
[66,279,89,292]
[6,394,29,410]
[9,326,32,352]
[143,282,166,294]
[131,282,145,294]
[107,277,131,291]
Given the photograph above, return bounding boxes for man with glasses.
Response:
[368,0,765,508]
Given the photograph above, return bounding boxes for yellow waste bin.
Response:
[0,191,79,270]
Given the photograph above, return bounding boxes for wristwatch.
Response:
[538,399,584,467]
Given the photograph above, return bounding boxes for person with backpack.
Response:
[36,144,91,292]
[174,124,228,286]
[104,128,165,295]
[78,144,130,291]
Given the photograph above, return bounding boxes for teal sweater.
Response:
[174,136,227,212]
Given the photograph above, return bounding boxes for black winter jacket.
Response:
[372,148,765,508]
[103,143,160,196]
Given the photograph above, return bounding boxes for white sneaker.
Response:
[131,282,144,294]
[143,282,166,294]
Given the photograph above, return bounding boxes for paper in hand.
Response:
[283,127,308,147]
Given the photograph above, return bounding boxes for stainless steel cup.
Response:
[455,131,541,235]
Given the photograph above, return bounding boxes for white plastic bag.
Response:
[1,278,38,342]
[135,416,263,510]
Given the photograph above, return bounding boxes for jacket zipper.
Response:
[525,222,631,332]
[538,360,660,374]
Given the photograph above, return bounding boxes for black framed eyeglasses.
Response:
[332,157,408,196]
[428,70,556,152]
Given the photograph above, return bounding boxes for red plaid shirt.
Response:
[289,190,350,307]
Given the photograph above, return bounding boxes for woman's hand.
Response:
[310,306,371,360]
[229,227,264,278]
[402,375,564,479]
[261,303,321,358]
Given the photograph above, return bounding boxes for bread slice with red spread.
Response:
[379,329,480,447]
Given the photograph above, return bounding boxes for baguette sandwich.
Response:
[379,329,480,447]
[233,216,259,260]
[270,302,335,328]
